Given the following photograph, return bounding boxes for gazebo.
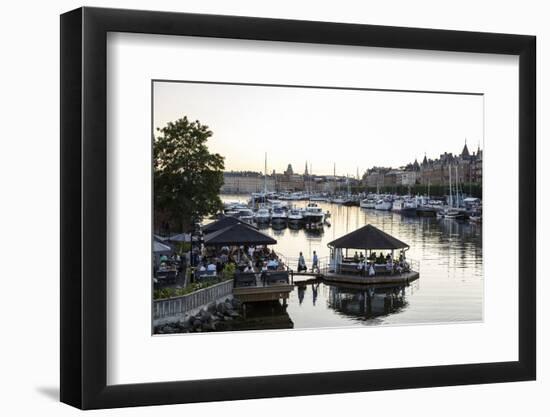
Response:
[203,222,276,246]
[202,215,258,235]
[327,224,409,274]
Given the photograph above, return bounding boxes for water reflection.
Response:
[221,195,483,328]
[327,282,408,321]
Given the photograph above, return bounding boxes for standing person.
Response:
[312,251,319,273]
[298,252,307,272]
[369,263,375,276]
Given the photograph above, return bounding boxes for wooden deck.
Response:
[233,273,294,303]
[233,284,294,303]
[323,270,419,285]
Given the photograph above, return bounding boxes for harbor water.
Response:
[221,195,483,329]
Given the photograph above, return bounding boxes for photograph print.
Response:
[152,80,483,335]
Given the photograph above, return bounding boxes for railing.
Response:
[153,279,233,320]
[332,257,420,276]
[282,255,329,272]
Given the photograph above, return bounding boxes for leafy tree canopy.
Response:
[154,116,224,231]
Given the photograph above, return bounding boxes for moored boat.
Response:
[254,207,271,223]
[235,208,255,223]
[303,202,325,224]
[271,207,288,223]
[374,198,392,211]
[287,207,304,223]
[360,198,377,209]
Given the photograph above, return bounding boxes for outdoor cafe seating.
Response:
[328,224,411,277]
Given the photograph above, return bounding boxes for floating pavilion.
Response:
[325,224,419,285]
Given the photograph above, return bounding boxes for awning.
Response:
[153,240,173,253]
[202,215,258,234]
[204,223,276,246]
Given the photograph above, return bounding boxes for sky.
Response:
[153,81,483,177]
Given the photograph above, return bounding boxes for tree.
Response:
[154,116,225,232]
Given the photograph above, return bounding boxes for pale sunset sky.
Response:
[153,81,483,177]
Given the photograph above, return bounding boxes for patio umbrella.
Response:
[153,240,172,253]
[166,233,191,243]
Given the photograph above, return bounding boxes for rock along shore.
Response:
[154,297,242,334]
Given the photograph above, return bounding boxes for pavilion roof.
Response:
[328,224,409,250]
[202,215,257,234]
[204,223,276,246]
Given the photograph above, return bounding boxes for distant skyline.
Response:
[153,81,483,176]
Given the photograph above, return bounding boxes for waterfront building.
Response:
[419,143,482,186]
[360,144,481,194]
[221,171,276,193]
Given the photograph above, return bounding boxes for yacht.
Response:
[254,207,271,223]
[374,198,392,211]
[287,207,304,223]
[437,207,465,220]
[271,207,287,223]
[402,198,418,216]
[268,200,288,211]
[224,203,247,216]
[235,208,255,223]
[391,198,404,213]
[303,202,325,224]
[360,198,377,209]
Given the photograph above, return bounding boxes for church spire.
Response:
[461,139,470,158]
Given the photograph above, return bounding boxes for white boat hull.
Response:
[375,201,392,210]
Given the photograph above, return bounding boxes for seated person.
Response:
[353,252,359,263]
[199,264,207,273]
[243,264,254,273]
[359,252,365,262]
[267,259,279,270]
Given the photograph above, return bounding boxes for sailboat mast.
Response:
[448,164,453,208]
[455,165,459,208]
[264,152,267,194]
[333,163,336,195]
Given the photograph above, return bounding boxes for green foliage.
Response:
[222,263,236,280]
[153,276,232,300]
[154,116,225,231]
[178,242,191,253]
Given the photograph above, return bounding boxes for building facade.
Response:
[221,171,276,193]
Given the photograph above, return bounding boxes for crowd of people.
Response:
[192,244,285,281]
[342,250,410,276]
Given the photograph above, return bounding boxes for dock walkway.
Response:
[233,272,293,303]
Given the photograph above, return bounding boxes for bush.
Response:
[222,263,236,280]
[153,274,233,300]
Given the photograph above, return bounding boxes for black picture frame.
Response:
[60,6,536,410]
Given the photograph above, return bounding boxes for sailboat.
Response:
[439,165,461,219]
